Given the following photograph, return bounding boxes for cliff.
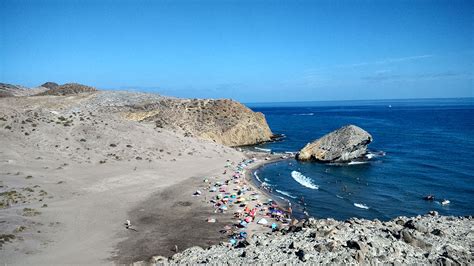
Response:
[124,98,273,146]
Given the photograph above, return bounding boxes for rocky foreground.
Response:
[146,212,473,264]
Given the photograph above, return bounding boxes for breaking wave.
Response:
[291,171,319,190]
[276,189,297,199]
[348,161,368,165]
[354,203,369,209]
[253,171,262,183]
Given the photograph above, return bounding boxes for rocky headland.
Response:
[124,98,273,146]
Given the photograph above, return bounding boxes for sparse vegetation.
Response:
[14,226,27,233]
[0,234,16,248]
[22,207,41,216]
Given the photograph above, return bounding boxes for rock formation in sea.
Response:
[296,124,372,162]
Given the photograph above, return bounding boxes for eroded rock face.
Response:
[125,98,274,147]
[297,125,372,162]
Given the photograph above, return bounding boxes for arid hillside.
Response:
[1,84,273,147]
[125,98,273,146]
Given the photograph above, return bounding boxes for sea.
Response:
[247,98,474,221]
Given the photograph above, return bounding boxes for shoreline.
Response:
[114,150,289,263]
[243,153,291,210]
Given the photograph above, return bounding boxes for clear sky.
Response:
[1,0,473,102]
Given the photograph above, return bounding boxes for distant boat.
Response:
[388,104,392,108]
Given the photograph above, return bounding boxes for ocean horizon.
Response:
[246,97,474,107]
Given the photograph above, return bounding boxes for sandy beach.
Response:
[0,92,288,264]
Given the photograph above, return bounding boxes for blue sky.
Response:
[1,0,473,102]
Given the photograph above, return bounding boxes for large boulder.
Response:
[297,125,372,162]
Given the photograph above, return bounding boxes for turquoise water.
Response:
[248,98,474,220]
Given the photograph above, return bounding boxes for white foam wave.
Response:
[294,113,314,116]
[291,171,319,190]
[366,151,386,159]
[276,189,297,199]
[253,171,262,182]
[336,195,343,199]
[354,203,369,209]
[255,147,271,152]
[348,161,368,165]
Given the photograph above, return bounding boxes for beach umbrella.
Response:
[244,216,253,223]
[257,218,268,225]
[249,209,257,217]
[219,205,228,211]
[271,223,278,230]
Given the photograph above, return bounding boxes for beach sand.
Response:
[0,94,292,264]
[0,95,250,264]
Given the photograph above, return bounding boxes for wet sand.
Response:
[113,173,235,263]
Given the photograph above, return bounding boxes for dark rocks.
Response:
[404,220,428,233]
[401,229,432,251]
[296,125,373,162]
[431,229,444,236]
[36,83,97,96]
[295,249,307,262]
[40,82,59,89]
[236,240,251,248]
[346,240,367,253]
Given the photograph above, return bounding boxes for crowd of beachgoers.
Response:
[196,156,293,247]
